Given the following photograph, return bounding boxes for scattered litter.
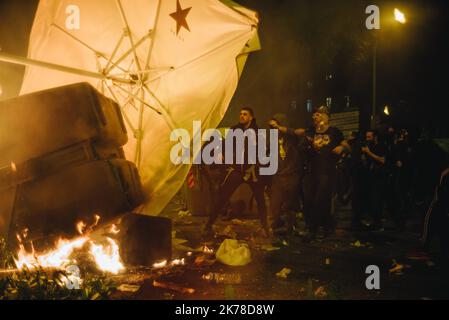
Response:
[276,268,292,279]
[314,286,328,299]
[178,210,191,218]
[389,259,411,275]
[231,219,244,225]
[216,239,251,266]
[194,255,216,267]
[152,280,195,294]
[202,272,242,284]
[117,284,141,293]
[260,244,281,252]
[220,225,237,239]
[163,292,175,300]
[325,258,330,265]
[350,240,370,247]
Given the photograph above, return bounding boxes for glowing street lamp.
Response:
[394,8,406,24]
[371,8,407,129]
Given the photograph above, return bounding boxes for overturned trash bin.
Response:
[0,83,145,248]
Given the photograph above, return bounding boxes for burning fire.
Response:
[15,237,88,270]
[152,260,168,269]
[203,245,214,254]
[12,216,125,275]
[89,238,124,274]
[76,221,87,235]
[152,258,185,269]
[109,224,120,234]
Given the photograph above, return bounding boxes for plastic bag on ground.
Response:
[215,239,251,266]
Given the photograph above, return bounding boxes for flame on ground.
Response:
[15,237,88,270]
[13,216,125,275]
[89,238,124,274]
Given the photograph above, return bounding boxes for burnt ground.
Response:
[112,202,449,300]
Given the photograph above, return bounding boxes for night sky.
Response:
[1,0,448,136]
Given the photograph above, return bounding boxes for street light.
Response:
[371,8,406,129]
[394,8,406,24]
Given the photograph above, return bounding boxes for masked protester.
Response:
[202,107,270,238]
[267,114,300,238]
[270,106,348,242]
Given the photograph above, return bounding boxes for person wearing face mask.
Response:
[270,106,349,241]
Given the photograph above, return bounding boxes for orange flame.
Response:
[12,215,125,275]
[109,224,120,234]
[89,238,124,274]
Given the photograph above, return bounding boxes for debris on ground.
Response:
[259,244,281,252]
[314,286,328,299]
[276,268,292,279]
[219,225,237,239]
[202,272,242,284]
[216,239,251,266]
[231,219,244,225]
[350,240,371,248]
[389,259,411,275]
[117,284,141,293]
[178,210,191,218]
[194,255,216,267]
[163,292,175,300]
[152,280,195,294]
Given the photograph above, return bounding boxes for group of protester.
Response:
[199,105,448,259]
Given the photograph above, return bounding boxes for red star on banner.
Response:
[169,0,192,35]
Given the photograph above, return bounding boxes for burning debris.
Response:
[10,215,125,275]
